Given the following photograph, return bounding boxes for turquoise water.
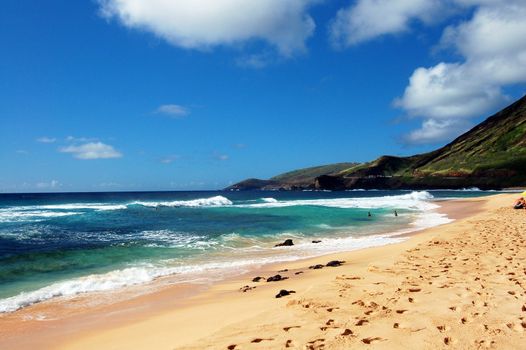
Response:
[0,190,496,312]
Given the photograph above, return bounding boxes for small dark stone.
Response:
[309,264,324,270]
[275,289,296,298]
[240,285,256,292]
[295,271,304,275]
[274,239,294,247]
[278,269,289,273]
[326,260,345,267]
[252,276,265,282]
[312,240,322,243]
[267,274,288,282]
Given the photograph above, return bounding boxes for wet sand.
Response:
[2,194,525,349]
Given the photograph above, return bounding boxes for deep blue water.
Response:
[0,189,497,312]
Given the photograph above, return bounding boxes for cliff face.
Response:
[227,95,526,191]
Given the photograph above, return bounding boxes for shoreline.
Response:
[0,194,497,349]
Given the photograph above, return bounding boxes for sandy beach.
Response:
[1,193,525,349]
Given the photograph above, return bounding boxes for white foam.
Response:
[260,197,278,203]
[238,191,437,211]
[131,195,232,208]
[428,188,482,192]
[0,191,454,313]
[410,212,453,230]
[0,257,296,313]
[0,209,452,313]
[139,230,219,250]
[0,210,81,223]
[42,203,127,211]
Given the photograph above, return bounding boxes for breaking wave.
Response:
[130,196,232,208]
[237,191,437,211]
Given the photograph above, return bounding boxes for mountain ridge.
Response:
[227,95,526,191]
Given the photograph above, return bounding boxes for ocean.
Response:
[0,189,496,313]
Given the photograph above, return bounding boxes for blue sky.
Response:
[1,0,525,192]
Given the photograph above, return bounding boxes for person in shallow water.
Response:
[513,197,526,209]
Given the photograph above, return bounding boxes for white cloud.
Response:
[403,119,472,145]
[98,0,317,56]
[155,104,189,118]
[36,137,57,143]
[329,0,445,47]
[60,142,123,160]
[394,62,507,120]
[396,1,526,143]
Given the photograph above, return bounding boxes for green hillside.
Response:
[228,95,526,190]
[339,95,526,180]
[271,162,357,184]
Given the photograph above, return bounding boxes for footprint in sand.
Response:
[341,329,353,336]
[361,337,383,344]
[307,338,325,348]
[475,339,496,348]
[251,338,274,343]
[461,316,471,324]
[283,326,301,332]
[437,325,450,332]
[444,337,453,345]
[505,322,524,332]
[355,319,369,326]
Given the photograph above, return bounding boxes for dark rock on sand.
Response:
[239,285,256,292]
[312,240,322,243]
[252,276,265,282]
[275,289,296,298]
[295,271,304,275]
[267,274,288,282]
[309,264,324,270]
[326,260,345,267]
[275,239,294,247]
[278,269,289,272]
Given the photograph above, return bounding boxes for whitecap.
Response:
[130,195,232,208]
[237,191,437,211]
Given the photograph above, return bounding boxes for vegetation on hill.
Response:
[227,95,526,190]
[270,163,358,184]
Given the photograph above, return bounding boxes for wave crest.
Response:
[238,191,436,210]
[131,195,232,208]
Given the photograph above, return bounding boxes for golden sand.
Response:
[1,194,525,349]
